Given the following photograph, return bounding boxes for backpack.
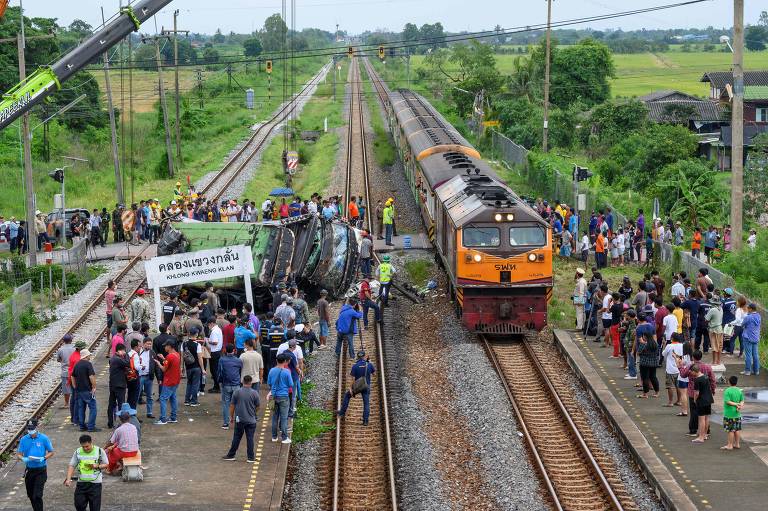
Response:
[182,344,196,365]
[351,363,370,395]
[126,354,138,381]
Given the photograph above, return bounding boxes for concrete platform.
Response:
[554,328,768,511]
[374,232,431,252]
[0,341,289,511]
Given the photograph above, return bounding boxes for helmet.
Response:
[176,181,182,187]
[382,254,390,262]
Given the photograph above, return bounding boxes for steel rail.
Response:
[481,335,625,511]
[331,57,397,511]
[200,63,330,201]
[0,254,144,411]
[0,254,148,458]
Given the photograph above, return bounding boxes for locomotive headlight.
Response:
[506,213,514,221]
[527,253,537,262]
[473,253,482,262]
[494,213,502,222]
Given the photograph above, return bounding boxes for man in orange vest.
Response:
[595,231,606,269]
[348,197,360,226]
[691,227,702,260]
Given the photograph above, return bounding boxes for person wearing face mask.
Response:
[17,419,55,511]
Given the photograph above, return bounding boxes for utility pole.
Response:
[18,31,36,265]
[144,35,175,178]
[162,14,189,168]
[196,68,204,109]
[542,0,553,153]
[730,0,744,250]
[102,7,123,205]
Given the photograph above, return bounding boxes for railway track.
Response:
[331,57,397,511]
[481,336,637,511]
[200,62,331,202]
[0,252,149,458]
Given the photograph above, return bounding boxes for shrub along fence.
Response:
[0,281,33,357]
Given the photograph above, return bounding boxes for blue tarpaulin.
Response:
[269,187,295,197]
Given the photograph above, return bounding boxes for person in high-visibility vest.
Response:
[173,181,184,202]
[64,434,109,510]
[377,254,395,306]
[383,199,394,246]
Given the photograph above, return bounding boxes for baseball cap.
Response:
[288,339,297,347]
[137,289,146,296]
[26,419,39,431]
[62,333,73,342]
[356,350,366,359]
[80,349,93,358]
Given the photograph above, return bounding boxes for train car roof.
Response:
[389,89,479,160]
[420,151,501,191]
[435,172,548,228]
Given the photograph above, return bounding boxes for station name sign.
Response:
[145,245,254,288]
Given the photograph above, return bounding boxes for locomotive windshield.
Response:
[463,227,500,247]
[509,226,547,246]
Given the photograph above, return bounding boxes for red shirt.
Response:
[162,351,181,386]
[68,350,82,377]
[222,323,236,349]
[359,281,371,301]
[105,289,116,315]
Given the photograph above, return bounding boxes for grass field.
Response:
[410,49,768,99]
[241,60,348,203]
[0,56,329,217]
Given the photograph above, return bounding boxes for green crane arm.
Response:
[0,0,174,130]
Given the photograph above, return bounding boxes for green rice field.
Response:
[410,49,768,99]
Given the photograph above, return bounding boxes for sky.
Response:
[15,0,768,36]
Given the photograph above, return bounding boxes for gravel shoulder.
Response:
[0,260,125,387]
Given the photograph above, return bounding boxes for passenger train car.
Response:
[387,89,553,333]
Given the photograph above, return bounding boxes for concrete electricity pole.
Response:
[143,35,175,178]
[542,0,553,153]
[18,31,36,264]
[102,7,123,205]
[730,0,744,250]
[162,13,189,168]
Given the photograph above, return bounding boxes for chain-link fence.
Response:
[490,130,529,168]
[0,281,33,356]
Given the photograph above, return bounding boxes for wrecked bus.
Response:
[156,215,360,303]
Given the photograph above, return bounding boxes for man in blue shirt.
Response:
[335,297,363,358]
[289,198,302,217]
[741,304,762,376]
[17,419,54,511]
[217,344,243,430]
[267,353,294,443]
[337,351,377,426]
[234,316,257,356]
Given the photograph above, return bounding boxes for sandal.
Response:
[662,404,674,407]
[720,446,733,450]
[692,439,705,443]
[676,412,688,416]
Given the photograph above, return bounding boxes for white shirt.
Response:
[662,314,678,341]
[138,349,152,376]
[276,342,304,361]
[662,342,683,375]
[657,225,665,239]
[580,235,589,252]
[748,233,757,249]
[615,233,624,249]
[308,201,318,214]
[261,199,272,213]
[207,325,223,353]
[89,215,101,228]
[734,307,746,327]
[601,295,612,320]
[670,282,685,299]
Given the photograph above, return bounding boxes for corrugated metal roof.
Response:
[644,99,725,122]
[744,86,768,101]
[700,70,768,89]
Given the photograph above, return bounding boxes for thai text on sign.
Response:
[145,245,254,288]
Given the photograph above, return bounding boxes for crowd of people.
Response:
[1,181,403,258]
[15,249,391,511]
[532,198,759,269]
[573,266,758,451]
